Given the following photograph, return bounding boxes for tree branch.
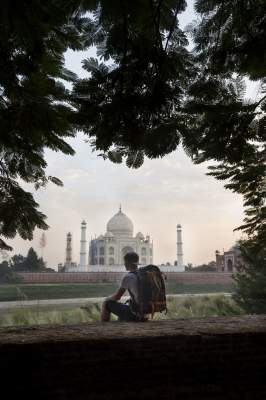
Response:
[164,7,179,52]
[255,94,266,108]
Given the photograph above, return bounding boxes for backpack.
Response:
[129,265,167,318]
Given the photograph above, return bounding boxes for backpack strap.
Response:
[151,302,155,319]
[128,271,142,317]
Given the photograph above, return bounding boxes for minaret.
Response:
[79,220,87,271]
[176,224,183,268]
[65,232,72,266]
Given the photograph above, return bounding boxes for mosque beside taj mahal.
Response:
[58,206,184,272]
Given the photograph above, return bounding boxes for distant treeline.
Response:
[0,247,53,283]
[185,262,217,272]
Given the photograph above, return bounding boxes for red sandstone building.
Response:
[215,245,243,273]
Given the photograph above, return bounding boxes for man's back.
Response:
[101,252,166,322]
[121,271,139,304]
[121,265,167,317]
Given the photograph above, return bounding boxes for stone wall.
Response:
[18,271,233,284]
[1,315,266,399]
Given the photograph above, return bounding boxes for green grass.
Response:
[153,295,244,320]
[0,282,235,302]
[0,303,102,327]
[0,295,244,327]
[165,282,235,294]
[0,283,120,301]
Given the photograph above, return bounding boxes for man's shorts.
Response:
[105,299,147,322]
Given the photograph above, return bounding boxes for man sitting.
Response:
[101,251,148,322]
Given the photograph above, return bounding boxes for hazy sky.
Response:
[6,1,260,268]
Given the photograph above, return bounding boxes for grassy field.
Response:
[0,295,244,327]
[166,282,234,294]
[0,282,235,302]
[0,283,120,301]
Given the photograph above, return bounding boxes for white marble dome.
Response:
[104,231,114,238]
[136,231,144,239]
[107,208,133,237]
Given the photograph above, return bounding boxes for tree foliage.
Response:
[0,0,265,254]
[72,0,265,238]
[207,143,266,236]
[233,228,266,313]
[9,254,26,271]
[191,1,265,311]
[72,0,195,161]
[189,0,266,236]
[0,260,21,283]
[193,0,266,79]
[10,247,46,272]
[0,0,95,247]
[190,262,217,272]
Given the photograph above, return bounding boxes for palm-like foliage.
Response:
[193,0,266,79]
[191,0,265,311]
[188,1,266,236]
[0,0,95,247]
[72,0,195,165]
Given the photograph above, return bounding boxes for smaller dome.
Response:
[136,232,144,239]
[104,231,114,238]
[98,234,104,240]
[177,224,182,229]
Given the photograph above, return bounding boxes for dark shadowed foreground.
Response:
[1,315,266,399]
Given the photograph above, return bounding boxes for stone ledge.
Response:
[1,316,266,400]
[0,315,266,344]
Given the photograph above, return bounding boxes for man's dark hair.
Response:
[124,252,139,265]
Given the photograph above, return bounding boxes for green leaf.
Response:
[126,151,144,169]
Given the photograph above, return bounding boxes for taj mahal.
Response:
[58,207,184,272]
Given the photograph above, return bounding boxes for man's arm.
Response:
[101,287,126,322]
[108,287,126,301]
